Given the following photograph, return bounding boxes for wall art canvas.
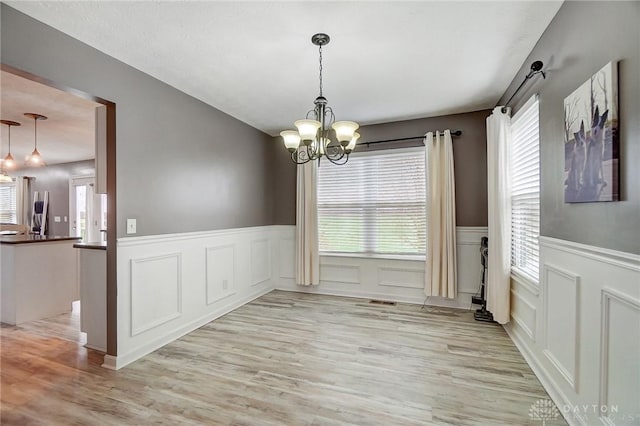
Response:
[564,61,619,203]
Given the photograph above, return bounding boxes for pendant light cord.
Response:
[34,117,38,149]
[7,126,11,152]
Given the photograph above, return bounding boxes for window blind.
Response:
[510,96,540,281]
[0,183,17,224]
[317,147,426,256]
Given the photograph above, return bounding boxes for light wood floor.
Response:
[1,291,566,425]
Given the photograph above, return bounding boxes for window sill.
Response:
[510,268,539,296]
[320,252,426,262]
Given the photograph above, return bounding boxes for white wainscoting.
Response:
[276,226,487,309]
[112,226,280,370]
[505,236,640,426]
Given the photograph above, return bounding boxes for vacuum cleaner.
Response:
[472,237,496,323]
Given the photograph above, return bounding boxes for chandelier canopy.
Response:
[280,33,359,165]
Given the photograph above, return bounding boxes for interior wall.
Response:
[1,5,279,238]
[272,109,490,227]
[499,3,640,424]
[498,1,640,255]
[271,147,296,225]
[13,160,95,236]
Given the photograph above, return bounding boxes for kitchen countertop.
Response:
[74,241,107,250]
[0,235,81,245]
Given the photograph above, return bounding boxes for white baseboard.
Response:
[276,285,474,309]
[101,354,117,370]
[504,323,582,426]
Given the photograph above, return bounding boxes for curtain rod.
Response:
[362,130,462,147]
[500,60,546,113]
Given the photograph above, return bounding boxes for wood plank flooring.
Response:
[1,290,566,425]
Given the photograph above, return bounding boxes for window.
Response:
[510,96,540,282]
[0,182,17,224]
[317,147,426,256]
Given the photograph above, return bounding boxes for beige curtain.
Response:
[424,130,457,298]
[15,176,32,226]
[295,161,319,286]
[486,107,512,324]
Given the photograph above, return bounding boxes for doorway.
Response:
[1,63,117,360]
[69,176,107,242]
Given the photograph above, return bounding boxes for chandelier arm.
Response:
[291,150,312,165]
[326,152,349,165]
[306,109,316,120]
[325,107,336,128]
[324,144,346,162]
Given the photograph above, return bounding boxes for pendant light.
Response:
[24,113,47,167]
[1,119,20,170]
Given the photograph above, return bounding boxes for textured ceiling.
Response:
[1,70,99,168]
[6,1,562,136]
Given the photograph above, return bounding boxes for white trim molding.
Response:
[276,226,487,309]
[541,263,580,392]
[510,287,536,341]
[129,252,182,336]
[205,244,237,305]
[539,236,640,272]
[599,288,640,425]
[506,236,640,426]
[113,225,281,370]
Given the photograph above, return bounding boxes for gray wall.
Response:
[271,145,297,225]
[499,1,640,254]
[15,160,95,236]
[1,5,278,238]
[272,110,490,227]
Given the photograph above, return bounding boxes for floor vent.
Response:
[369,300,396,306]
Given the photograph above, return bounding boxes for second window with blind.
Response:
[510,96,541,283]
[317,147,426,257]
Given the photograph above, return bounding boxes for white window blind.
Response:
[0,182,17,224]
[510,96,540,282]
[317,147,426,256]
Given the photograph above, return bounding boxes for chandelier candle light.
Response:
[281,33,360,165]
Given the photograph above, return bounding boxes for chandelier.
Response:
[280,33,359,165]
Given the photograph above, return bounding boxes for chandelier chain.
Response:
[318,44,323,97]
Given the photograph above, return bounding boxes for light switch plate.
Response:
[127,218,137,234]
[54,216,61,223]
